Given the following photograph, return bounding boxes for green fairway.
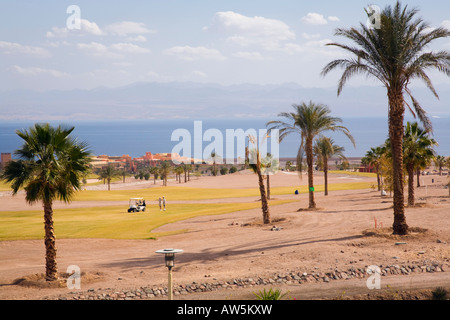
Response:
[0,200,294,241]
[328,171,377,178]
[0,179,373,241]
[73,182,373,202]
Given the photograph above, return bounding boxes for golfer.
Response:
[162,196,166,211]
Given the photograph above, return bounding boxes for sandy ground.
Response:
[0,171,449,300]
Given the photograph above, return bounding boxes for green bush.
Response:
[254,288,287,300]
[431,287,448,300]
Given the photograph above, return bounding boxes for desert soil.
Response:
[0,171,449,300]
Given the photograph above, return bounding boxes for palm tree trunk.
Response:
[388,88,408,235]
[256,154,270,224]
[407,162,415,206]
[306,137,316,208]
[266,174,271,200]
[416,167,421,187]
[43,201,58,281]
[324,156,328,196]
[376,165,381,191]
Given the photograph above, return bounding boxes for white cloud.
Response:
[207,11,295,50]
[110,42,151,54]
[191,70,207,78]
[77,41,150,59]
[301,13,328,25]
[233,51,265,60]
[0,41,50,57]
[328,16,340,22]
[12,65,69,78]
[126,35,147,42]
[77,42,122,59]
[46,19,103,38]
[105,21,156,36]
[164,46,226,61]
[301,33,321,40]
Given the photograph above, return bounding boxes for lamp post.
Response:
[156,248,183,300]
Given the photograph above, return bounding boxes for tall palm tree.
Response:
[209,152,221,176]
[159,161,172,186]
[174,166,184,183]
[321,1,450,234]
[267,101,354,209]
[149,166,158,184]
[1,123,90,281]
[403,122,437,206]
[313,137,346,196]
[261,153,279,200]
[434,155,446,176]
[363,146,386,192]
[98,164,120,191]
[248,148,270,224]
[185,163,192,181]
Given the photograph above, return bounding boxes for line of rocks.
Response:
[50,262,447,300]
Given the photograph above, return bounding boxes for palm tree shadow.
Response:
[98,234,366,272]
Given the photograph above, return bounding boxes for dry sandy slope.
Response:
[0,171,449,300]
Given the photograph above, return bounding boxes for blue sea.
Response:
[1,117,449,159]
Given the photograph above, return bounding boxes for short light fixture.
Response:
[156,248,183,300]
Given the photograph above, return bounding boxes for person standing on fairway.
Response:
[158,197,162,211]
[162,196,166,211]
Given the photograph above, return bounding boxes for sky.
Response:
[1,0,450,92]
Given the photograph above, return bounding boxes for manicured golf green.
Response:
[73,182,373,202]
[0,200,294,241]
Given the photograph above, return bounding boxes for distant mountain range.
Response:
[1,81,449,121]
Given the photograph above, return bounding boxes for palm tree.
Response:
[98,164,120,191]
[321,2,450,234]
[434,155,446,176]
[260,153,279,200]
[313,137,346,196]
[403,122,437,206]
[1,123,90,281]
[209,152,221,176]
[174,166,184,183]
[149,166,158,184]
[363,146,386,192]
[267,101,354,209]
[248,147,271,224]
[181,162,191,182]
[185,164,192,181]
[159,161,172,186]
[285,160,292,172]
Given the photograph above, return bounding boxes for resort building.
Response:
[0,153,12,170]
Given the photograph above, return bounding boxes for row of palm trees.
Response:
[320,1,450,235]
[267,101,355,209]
[97,160,194,190]
[362,121,440,206]
[259,1,450,237]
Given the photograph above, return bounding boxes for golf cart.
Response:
[128,198,146,213]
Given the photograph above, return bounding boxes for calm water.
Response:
[1,117,449,159]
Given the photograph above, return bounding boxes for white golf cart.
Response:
[128,198,146,213]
